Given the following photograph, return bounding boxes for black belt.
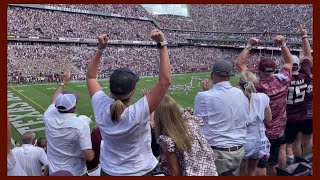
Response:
[211,145,243,152]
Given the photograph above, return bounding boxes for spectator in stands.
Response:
[43,71,94,176]
[86,29,171,176]
[238,71,272,176]
[7,113,27,176]
[12,131,49,176]
[236,35,293,176]
[194,60,249,176]
[36,137,47,153]
[15,140,20,147]
[283,26,313,167]
[140,88,161,159]
[302,73,313,156]
[86,127,102,175]
[154,96,218,176]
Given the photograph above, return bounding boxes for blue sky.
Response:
[141,4,189,17]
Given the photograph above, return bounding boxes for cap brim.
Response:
[134,74,139,82]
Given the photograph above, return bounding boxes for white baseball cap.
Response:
[55,91,80,112]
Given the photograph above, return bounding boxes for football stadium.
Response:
[7,4,313,176]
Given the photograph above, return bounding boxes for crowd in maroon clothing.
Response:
[8,42,283,79]
[8,5,312,44]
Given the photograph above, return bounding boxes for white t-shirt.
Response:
[91,91,158,176]
[43,104,92,176]
[12,144,48,176]
[244,93,271,159]
[7,151,27,176]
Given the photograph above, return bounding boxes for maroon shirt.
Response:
[86,127,102,171]
[286,59,312,122]
[256,66,292,139]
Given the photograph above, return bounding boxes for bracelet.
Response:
[245,44,252,51]
[302,35,309,39]
[280,43,287,48]
[97,47,105,53]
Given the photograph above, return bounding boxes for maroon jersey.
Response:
[256,66,291,139]
[86,127,102,171]
[286,59,312,121]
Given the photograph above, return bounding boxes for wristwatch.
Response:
[156,41,168,49]
[280,42,287,48]
[245,44,253,51]
[97,47,105,53]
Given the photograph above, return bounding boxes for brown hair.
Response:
[110,90,135,122]
[154,96,192,152]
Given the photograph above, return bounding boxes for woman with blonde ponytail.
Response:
[86,29,171,176]
[154,96,218,176]
[238,71,272,176]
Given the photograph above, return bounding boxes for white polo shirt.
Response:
[43,104,92,176]
[12,144,48,176]
[194,81,249,148]
[91,91,157,176]
[7,151,27,176]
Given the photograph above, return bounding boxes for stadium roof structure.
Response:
[141,4,189,17]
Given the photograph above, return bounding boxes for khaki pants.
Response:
[213,147,244,176]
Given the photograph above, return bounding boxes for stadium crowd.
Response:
[45,4,152,18]
[8,5,312,44]
[161,4,312,32]
[8,27,313,176]
[7,4,313,177]
[8,6,156,41]
[8,42,284,83]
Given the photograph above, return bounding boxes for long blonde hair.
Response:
[110,90,135,122]
[239,71,257,103]
[154,96,192,152]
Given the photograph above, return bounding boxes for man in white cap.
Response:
[43,71,94,176]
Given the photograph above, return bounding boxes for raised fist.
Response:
[248,37,259,47]
[298,25,307,37]
[141,88,149,97]
[151,29,165,43]
[274,35,286,47]
[202,79,211,91]
[98,34,108,49]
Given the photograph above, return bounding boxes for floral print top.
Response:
[158,112,218,176]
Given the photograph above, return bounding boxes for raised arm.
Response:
[236,37,259,73]
[160,142,180,176]
[274,35,293,70]
[86,34,108,97]
[50,71,70,104]
[299,25,312,62]
[7,113,11,154]
[146,29,171,114]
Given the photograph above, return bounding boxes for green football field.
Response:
[8,72,239,146]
